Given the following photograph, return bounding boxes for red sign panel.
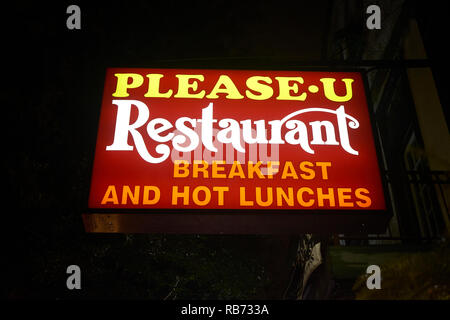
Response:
[88,68,386,216]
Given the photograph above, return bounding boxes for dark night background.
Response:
[3,0,450,301]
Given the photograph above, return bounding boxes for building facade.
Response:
[319,0,450,299]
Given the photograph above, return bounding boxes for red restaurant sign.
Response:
[85,68,388,233]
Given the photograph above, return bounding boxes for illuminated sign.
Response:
[85,68,388,233]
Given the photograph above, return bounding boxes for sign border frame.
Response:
[83,66,393,234]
